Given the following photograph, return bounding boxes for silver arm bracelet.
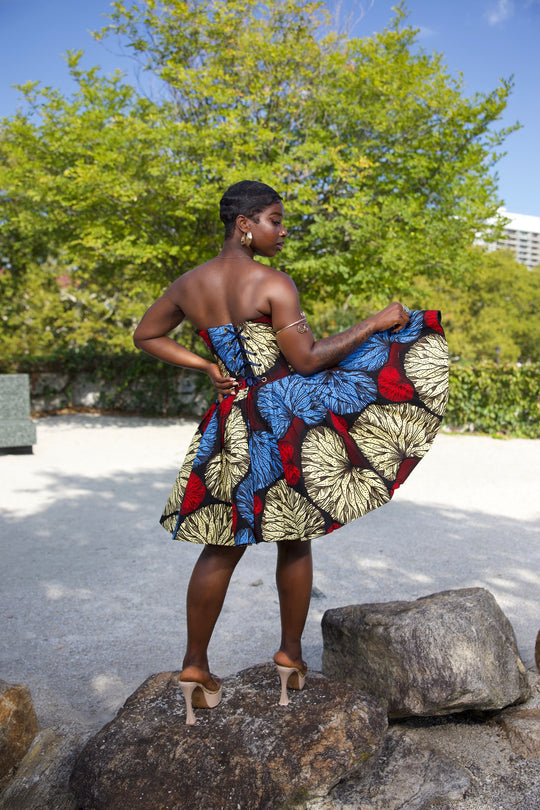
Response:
[275,313,309,336]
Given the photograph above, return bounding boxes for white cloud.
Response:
[416,25,436,39]
[486,0,515,25]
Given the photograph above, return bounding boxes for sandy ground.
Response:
[1,414,539,736]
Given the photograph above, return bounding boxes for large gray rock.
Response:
[495,707,540,760]
[321,588,530,718]
[313,674,540,810]
[70,663,387,810]
[0,728,82,810]
[307,726,471,810]
[0,680,39,789]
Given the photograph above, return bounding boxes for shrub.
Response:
[5,351,539,438]
[446,362,540,438]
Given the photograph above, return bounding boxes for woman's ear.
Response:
[235,214,249,234]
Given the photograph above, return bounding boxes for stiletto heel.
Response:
[276,664,307,706]
[179,680,223,725]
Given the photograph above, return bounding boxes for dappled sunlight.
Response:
[485,576,523,591]
[510,567,540,586]
[89,672,134,719]
[399,435,540,523]
[398,571,434,585]
[353,556,388,571]
[92,673,125,694]
[310,607,327,628]
[44,582,93,601]
[1,418,539,729]
[313,552,438,601]
[114,500,139,511]
[490,590,540,622]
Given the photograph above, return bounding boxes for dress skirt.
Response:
[160,311,449,546]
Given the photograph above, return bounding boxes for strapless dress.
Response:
[160,311,449,546]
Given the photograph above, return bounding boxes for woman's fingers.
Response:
[208,365,238,394]
[391,303,411,332]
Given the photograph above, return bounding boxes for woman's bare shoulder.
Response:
[257,263,297,292]
[164,261,213,297]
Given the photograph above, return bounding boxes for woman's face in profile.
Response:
[249,202,288,257]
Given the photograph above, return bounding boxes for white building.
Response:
[489,211,540,270]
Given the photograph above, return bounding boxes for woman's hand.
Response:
[207,363,238,402]
[369,302,410,334]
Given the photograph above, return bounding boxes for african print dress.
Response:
[160,311,449,546]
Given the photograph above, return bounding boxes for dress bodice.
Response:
[198,316,292,386]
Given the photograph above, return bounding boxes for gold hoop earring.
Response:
[241,231,253,248]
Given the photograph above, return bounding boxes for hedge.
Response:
[6,349,213,418]
[444,361,539,438]
[4,352,539,438]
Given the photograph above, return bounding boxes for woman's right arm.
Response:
[133,294,237,397]
[267,274,409,376]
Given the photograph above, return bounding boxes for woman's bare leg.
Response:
[181,544,246,687]
[274,539,312,669]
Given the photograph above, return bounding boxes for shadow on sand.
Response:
[1,461,538,730]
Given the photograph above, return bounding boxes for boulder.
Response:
[307,726,470,810]
[321,588,530,718]
[70,663,387,810]
[495,708,540,760]
[0,728,82,810]
[535,629,540,671]
[0,679,39,789]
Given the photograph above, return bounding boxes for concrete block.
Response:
[0,375,37,448]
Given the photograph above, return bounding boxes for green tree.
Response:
[409,249,540,363]
[0,0,515,358]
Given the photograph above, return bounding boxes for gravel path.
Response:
[1,414,539,735]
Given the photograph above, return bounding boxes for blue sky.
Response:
[1,0,538,215]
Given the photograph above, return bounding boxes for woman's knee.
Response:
[276,538,312,562]
[199,543,247,567]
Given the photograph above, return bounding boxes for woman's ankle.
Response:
[180,664,220,690]
[273,649,306,671]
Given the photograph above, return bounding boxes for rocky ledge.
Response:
[69,663,387,810]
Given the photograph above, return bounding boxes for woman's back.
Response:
[166,256,278,331]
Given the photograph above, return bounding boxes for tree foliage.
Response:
[0,0,516,357]
[409,249,540,363]
[310,249,540,364]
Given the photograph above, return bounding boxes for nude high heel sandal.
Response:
[179,680,223,726]
[276,664,307,706]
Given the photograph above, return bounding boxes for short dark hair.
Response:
[220,180,282,239]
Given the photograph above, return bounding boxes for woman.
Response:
[134,180,448,724]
